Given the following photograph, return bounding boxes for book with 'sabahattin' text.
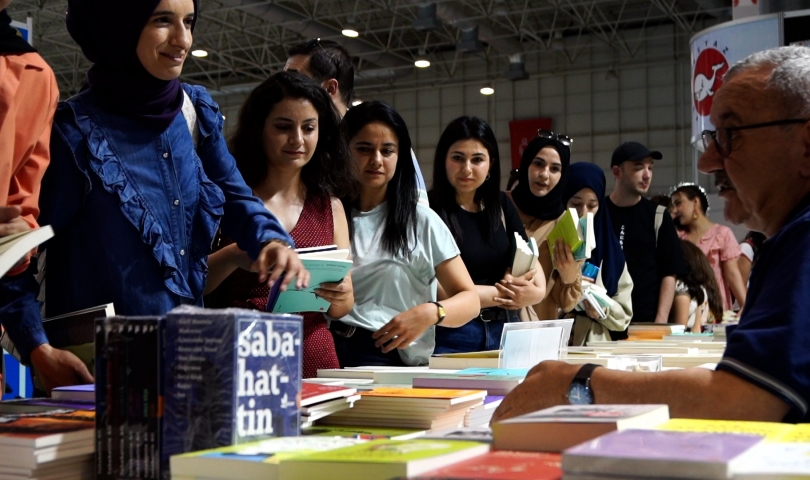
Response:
[492,404,670,452]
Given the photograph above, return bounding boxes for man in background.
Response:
[284,38,429,204]
[605,142,686,333]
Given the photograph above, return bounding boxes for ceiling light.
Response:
[342,27,359,38]
[480,84,495,95]
[352,99,363,106]
[414,57,430,68]
[191,49,208,58]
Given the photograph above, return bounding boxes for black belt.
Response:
[478,307,511,323]
[328,320,358,338]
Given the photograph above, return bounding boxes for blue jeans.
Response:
[434,307,519,354]
[329,321,407,367]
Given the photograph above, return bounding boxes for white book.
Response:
[0,226,53,279]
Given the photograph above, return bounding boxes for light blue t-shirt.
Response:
[338,201,459,365]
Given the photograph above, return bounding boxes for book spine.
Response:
[94,320,107,478]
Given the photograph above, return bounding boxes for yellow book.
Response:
[771,423,810,442]
[361,388,487,404]
[546,208,583,260]
[655,418,794,440]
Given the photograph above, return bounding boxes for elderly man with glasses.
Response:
[492,46,810,424]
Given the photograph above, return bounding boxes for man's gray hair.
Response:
[726,46,810,118]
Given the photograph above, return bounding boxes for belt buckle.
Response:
[478,309,494,323]
[331,322,356,338]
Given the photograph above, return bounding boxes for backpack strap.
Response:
[654,205,666,247]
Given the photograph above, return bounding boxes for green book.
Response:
[547,208,584,260]
[279,439,490,480]
[267,249,353,313]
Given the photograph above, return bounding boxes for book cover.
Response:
[266,252,352,314]
[492,405,670,453]
[562,429,763,479]
[0,225,53,279]
[411,375,523,396]
[170,436,361,480]
[301,383,357,407]
[162,306,303,476]
[0,409,94,448]
[52,384,94,402]
[654,418,795,440]
[279,439,490,480]
[415,450,562,480]
[732,441,810,479]
[547,208,583,260]
[360,388,487,404]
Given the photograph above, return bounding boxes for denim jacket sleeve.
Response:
[185,85,294,259]
[0,118,88,364]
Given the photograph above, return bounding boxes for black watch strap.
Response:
[429,301,446,326]
[572,363,601,402]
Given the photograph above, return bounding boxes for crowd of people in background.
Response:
[3,0,808,425]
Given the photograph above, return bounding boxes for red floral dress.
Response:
[210,194,340,378]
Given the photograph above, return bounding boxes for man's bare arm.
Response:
[492,361,791,422]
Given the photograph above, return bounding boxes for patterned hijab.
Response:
[563,162,626,297]
[510,136,571,221]
[66,0,198,130]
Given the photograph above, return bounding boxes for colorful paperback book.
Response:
[562,429,764,479]
[170,436,361,480]
[301,383,357,407]
[279,439,490,480]
[415,450,562,480]
[360,388,487,405]
[411,375,523,396]
[493,404,670,452]
[266,249,352,314]
[0,225,53,279]
[653,418,795,440]
[162,306,303,476]
[0,409,94,448]
[421,426,493,443]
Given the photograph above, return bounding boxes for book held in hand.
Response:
[511,233,539,277]
[266,247,352,313]
[492,404,670,452]
[0,225,53,278]
[546,208,595,264]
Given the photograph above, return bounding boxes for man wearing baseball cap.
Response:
[604,142,686,335]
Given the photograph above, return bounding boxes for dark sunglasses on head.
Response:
[537,129,573,146]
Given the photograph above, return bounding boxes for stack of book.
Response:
[626,323,686,340]
[0,409,95,479]
[318,388,487,430]
[300,383,360,428]
[414,450,562,480]
[463,396,503,428]
[428,351,500,370]
[411,368,527,396]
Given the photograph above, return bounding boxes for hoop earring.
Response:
[693,212,698,220]
[485,174,491,180]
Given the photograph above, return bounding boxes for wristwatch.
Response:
[429,301,446,326]
[567,363,601,405]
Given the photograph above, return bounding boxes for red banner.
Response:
[509,118,552,169]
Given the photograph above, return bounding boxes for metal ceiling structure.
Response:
[8,0,730,97]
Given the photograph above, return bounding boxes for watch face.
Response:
[567,383,593,405]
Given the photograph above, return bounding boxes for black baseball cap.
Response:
[611,141,663,167]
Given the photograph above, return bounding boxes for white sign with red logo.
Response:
[690,15,780,147]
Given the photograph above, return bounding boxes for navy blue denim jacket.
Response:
[0,84,293,363]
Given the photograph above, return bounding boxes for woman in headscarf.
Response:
[1,0,308,391]
[562,162,634,344]
[506,132,581,321]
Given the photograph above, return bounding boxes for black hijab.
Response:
[563,162,625,297]
[66,0,199,130]
[0,10,36,54]
[510,136,571,221]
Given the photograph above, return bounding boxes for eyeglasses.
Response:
[537,129,573,146]
[702,118,809,156]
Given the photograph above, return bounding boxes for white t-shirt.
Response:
[740,242,755,263]
[675,280,709,329]
[338,201,459,365]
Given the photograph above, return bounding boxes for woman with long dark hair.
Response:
[506,133,582,320]
[674,239,724,331]
[330,101,479,366]
[429,116,545,353]
[562,162,634,344]
[205,71,357,377]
